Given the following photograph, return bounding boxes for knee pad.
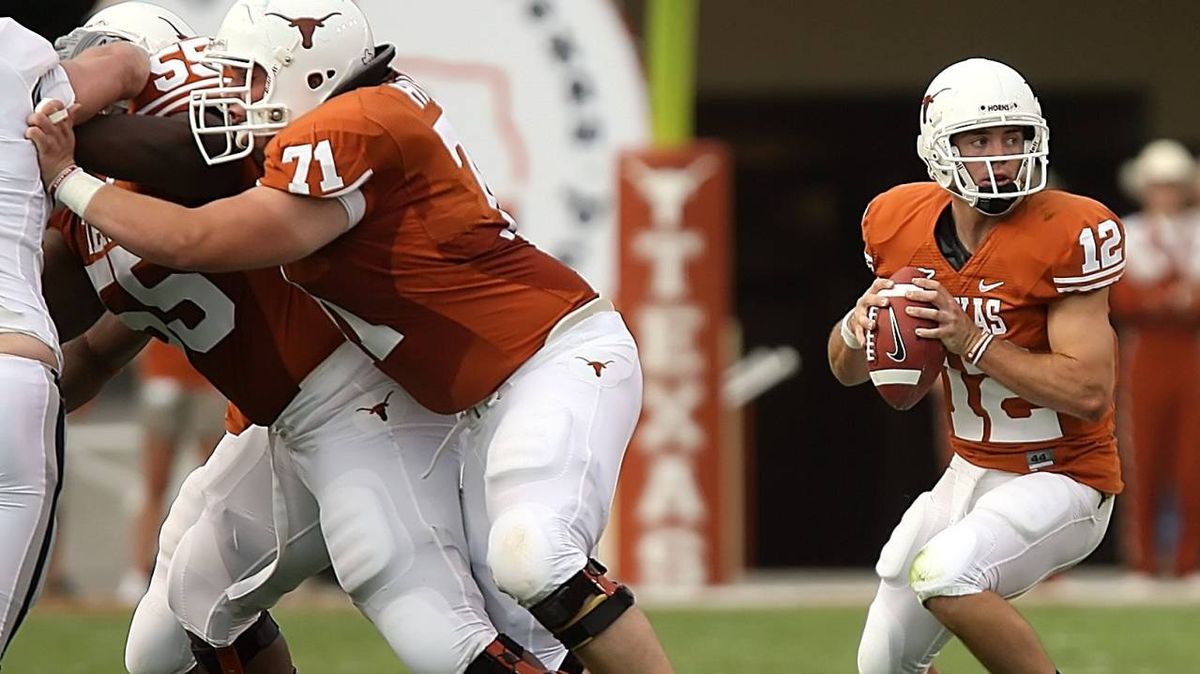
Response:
[528,559,634,651]
[155,466,208,569]
[188,610,281,674]
[320,480,413,597]
[875,493,933,583]
[464,634,556,674]
[125,585,195,674]
[488,505,583,605]
[909,524,985,603]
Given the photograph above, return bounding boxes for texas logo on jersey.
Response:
[862,183,1125,494]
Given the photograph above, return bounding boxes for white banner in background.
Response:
[125,0,650,294]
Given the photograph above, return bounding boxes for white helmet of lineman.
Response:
[58,1,196,59]
[190,0,375,164]
[916,58,1050,216]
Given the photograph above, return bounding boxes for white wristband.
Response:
[966,329,995,366]
[55,168,105,216]
[840,309,862,350]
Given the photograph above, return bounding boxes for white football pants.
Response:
[460,309,642,664]
[0,355,62,662]
[126,345,527,674]
[857,453,1113,674]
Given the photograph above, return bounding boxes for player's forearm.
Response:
[74,115,246,203]
[975,339,1112,422]
[61,42,149,122]
[82,186,206,269]
[828,322,869,386]
[60,318,150,412]
[59,336,118,412]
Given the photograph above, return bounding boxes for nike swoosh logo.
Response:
[886,307,906,362]
[979,279,1004,292]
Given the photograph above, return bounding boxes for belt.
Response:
[545,296,614,345]
[420,296,614,480]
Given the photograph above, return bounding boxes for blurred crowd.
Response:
[1111,139,1200,582]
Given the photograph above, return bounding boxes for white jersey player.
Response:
[0,18,147,660]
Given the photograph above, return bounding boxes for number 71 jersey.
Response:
[258,76,598,414]
[862,183,1125,495]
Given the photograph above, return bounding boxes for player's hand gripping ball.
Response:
[865,267,946,410]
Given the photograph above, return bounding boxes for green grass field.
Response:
[6,605,1198,673]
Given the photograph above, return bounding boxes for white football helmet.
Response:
[916,58,1050,215]
[190,0,375,164]
[80,1,196,53]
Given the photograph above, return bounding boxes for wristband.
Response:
[46,163,78,194]
[840,309,863,350]
[54,168,105,216]
[965,329,995,366]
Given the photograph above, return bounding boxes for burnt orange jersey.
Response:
[52,208,344,426]
[258,76,598,414]
[139,338,211,389]
[863,183,1125,494]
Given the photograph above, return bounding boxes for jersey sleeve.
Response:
[1049,203,1126,294]
[0,19,58,92]
[860,195,882,275]
[260,99,399,202]
[47,208,85,261]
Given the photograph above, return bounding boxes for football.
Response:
[864,267,946,410]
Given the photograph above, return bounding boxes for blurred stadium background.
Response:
[8,0,1200,671]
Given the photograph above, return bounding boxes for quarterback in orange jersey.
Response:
[828,59,1123,674]
[43,7,582,674]
[28,1,672,672]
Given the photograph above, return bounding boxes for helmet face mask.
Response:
[190,53,288,164]
[189,0,376,165]
[917,58,1050,216]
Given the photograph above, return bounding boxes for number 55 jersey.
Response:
[862,182,1125,495]
[52,207,345,426]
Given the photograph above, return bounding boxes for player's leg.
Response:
[1171,373,1200,577]
[857,463,963,674]
[126,459,208,674]
[0,356,62,661]
[128,426,304,674]
[469,311,672,674]
[1126,354,1169,575]
[125,377,186,604]
[164,426,323,674]
[281,349,561,674]
[911,470,1113,674]
[462,446,573,670]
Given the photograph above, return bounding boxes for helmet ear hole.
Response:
[307,72,325,90]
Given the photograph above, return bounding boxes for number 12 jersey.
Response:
[862,183,1125,494]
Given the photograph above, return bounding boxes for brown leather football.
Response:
[864,266,947,410]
